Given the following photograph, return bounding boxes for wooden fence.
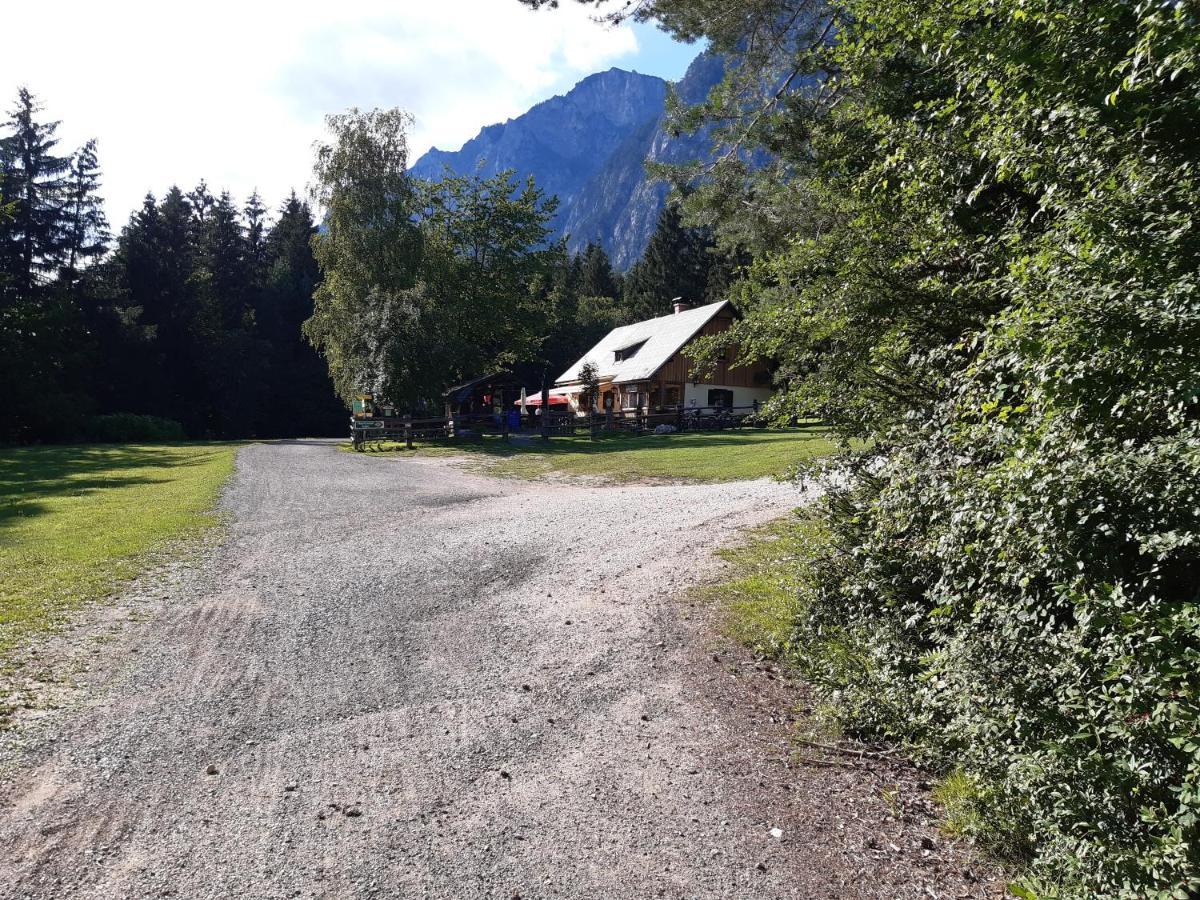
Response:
[350,405,785,450]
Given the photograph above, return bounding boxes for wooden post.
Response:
[541,386,550,441]
[404,415,413,449]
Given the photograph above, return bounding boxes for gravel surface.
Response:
[0,440,1005,899]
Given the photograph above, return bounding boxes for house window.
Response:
[614,340,646,362]
[708,389,734,408]
[664,386,681,407]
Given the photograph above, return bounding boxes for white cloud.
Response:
[0,0,640,226]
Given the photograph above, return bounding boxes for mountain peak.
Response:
[410,54,725,268]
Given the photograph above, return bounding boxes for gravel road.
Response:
[0,441,1003,899]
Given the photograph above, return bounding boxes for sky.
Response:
[1,0,701,227]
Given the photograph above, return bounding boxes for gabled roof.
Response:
[443,371,519,404]
[555,300,731,386]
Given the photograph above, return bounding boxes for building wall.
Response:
[653,313,772,388]
[683,382,774,409]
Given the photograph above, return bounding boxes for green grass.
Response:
[699,516,818,658]
[356,426,838,483]
[0,443,239,659]
[932,769,988,838]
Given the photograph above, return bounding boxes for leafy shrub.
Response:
[669,0,1200,893]
[84,414,186,443]
[790,274,1200,895]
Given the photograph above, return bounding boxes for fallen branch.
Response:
[796,737,899,761]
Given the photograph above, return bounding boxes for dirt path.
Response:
[0,441,1003,899]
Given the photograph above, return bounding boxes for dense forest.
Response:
[515,1,1194,898]
[0,90,728,442]
[0,90,344,441]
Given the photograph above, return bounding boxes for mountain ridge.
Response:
[409,54,723,269]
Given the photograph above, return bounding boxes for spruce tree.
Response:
[198,191,250,329]
[622,204,715,320]
[0,88,72,299]
[578,241,620,300]
[260,192,344,436]
[63,138,109,281]
[0,89,101,439]
[193,190,264,435]
[265,192,320,332]
[243,190,269,289]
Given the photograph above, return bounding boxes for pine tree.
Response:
[193,190,264,435]
[622,204,715,320]
[146,187,195,339]
[187,180,215,225]
[578,241,621,300]
[63,138,109,282]
[259,192,345,436]
[0,88,72,299]
[243,190,269,289]
[265,192,320,332]
[197,191,250,329]
[0,89,101,439]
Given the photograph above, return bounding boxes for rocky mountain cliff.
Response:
[410,54,723,270]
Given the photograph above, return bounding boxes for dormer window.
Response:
[614,340,646,363]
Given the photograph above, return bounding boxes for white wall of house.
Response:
[683,382,774,410]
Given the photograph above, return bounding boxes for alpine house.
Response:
[550,299,774,415]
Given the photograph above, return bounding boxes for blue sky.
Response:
[0,2,701,227]
[628,22,704,82]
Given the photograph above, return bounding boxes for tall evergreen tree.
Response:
[622,204,718,320]
[187,180,214,225]
[0,89,101,440]
[62,139,108,282]
[578,241,620,300]
[264,192,320,334]
[197,191,250,328]
[259,193,345,436]
[0,88,72,299]
[243,190,269,289]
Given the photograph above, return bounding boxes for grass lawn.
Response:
[698,516,815,658]
[0,443,239,659]
[356,426,838,483]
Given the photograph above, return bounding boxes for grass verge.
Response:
[354,427,838,483]
[699,516,814,657]
[0,443,239,661]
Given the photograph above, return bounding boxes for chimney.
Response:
[672,297,692,315]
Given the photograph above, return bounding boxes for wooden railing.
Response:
[351,405,804,449]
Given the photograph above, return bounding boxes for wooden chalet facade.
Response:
[551,300,773,415]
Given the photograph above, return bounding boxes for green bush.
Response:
[84,414,186,443]
[794,422,1200,896]
[669,0,1200,892]
[525,0,1198,890]
[789,261,1200,895]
